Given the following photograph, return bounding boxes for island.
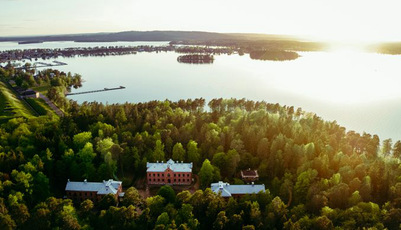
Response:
[249,50,300,61]
[18,41,44,45]
[177,54,214,64]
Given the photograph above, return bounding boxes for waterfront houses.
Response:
[147,159,193,185]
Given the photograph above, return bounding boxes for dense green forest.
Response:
[1,65,401,229]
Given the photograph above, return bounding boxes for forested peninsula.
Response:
[249,50,300,61]
[1,65,401,229]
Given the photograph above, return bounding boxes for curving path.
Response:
[38,93,64,117]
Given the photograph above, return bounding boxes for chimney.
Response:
[218,181,224,189]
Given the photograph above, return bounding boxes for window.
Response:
[168,174,170,177]
[174,179,176,182]
[178,174,180,177]
[162,179,164,182]
[157,174,160,177]
[158,179,160,181]
[178,179,181,182]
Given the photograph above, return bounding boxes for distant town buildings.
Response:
[65,179,123,202]
[147,159,193,185]
[0,45,175,63]
[211,181,266,198]
[241,168,259,183]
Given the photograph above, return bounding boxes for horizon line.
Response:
[0,30,398,44]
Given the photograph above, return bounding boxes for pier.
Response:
[15,61,68,69]
[35,61,68,68]
[66,86,126,96]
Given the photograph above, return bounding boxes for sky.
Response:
[1,0,400,42]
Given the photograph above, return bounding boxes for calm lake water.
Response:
[2,41,401,141]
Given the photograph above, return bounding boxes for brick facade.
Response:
[147,169,192,185]
[147,159,192,185]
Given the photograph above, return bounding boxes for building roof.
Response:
[21,89,37,95]
[65,179,122,195]
[147,159,193,173]
[241,169,259,177]
[211,181,266,197]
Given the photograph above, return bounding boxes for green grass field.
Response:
[25,98,56,116]
[0,89,14,119]
[0,81,36,119]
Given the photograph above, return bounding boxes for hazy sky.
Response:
[1,0,400,42]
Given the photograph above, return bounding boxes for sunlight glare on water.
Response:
[265,49,401,104]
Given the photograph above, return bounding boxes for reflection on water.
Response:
[1,41,401,141]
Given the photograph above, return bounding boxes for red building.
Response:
[241,169,259,183]
[65,179,123,202]
[147,159,193,185]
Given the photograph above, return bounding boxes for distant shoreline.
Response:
[18,41,44,45]
[1,30,399,55]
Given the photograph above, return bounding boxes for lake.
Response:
[2,41,401,142]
